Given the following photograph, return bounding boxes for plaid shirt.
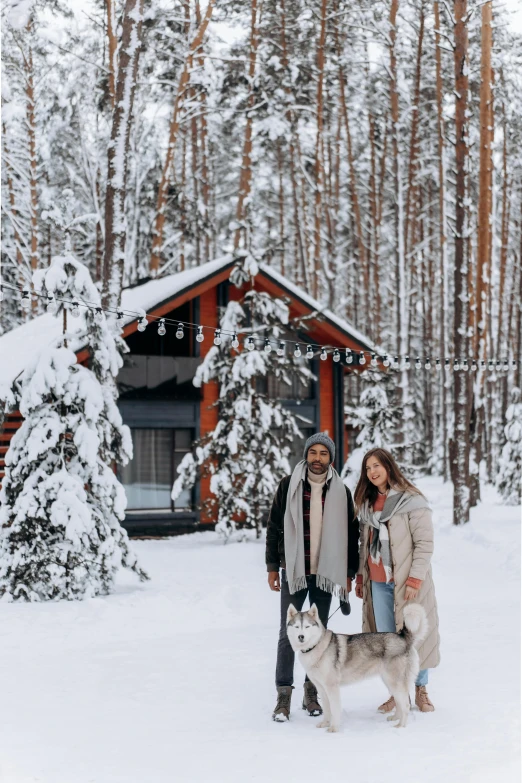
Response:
[302,477,327,576]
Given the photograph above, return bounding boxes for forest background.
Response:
[1,0,521,527]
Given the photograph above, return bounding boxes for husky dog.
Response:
[286,602,428,731]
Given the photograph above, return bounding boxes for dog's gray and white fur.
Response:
[286,602,428,732]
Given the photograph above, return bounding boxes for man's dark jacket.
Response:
[265,473,359,578]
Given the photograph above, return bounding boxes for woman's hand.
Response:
[355,583,363,599]
[404,585,418,601]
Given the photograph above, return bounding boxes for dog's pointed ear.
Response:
[287,604,298,623]
[309,603,319,621]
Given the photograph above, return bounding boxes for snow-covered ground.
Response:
[0,477,520,783]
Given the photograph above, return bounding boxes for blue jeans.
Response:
[371,580,428,687]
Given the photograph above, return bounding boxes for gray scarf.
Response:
[359,489,430,583]
[283,460,349,599]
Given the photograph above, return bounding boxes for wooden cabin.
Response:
[0,257,374,536]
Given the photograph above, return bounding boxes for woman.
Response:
[354,448,440,713]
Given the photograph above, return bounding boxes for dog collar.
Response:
[301,642,320,654]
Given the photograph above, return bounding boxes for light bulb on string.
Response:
[392,357,399,370]
[277,342,285,357]
[333,349,340,363]
[503,360,509,372]
[158,318,166,336]
[371,353,377,367]
[435,359,441,371]
[306,345,314,360]
[415,357,422,370]
[214,329,222,346]
[512,360,518,370]
[462,359,468,372]
[425,357,431,370]
[294,343,302,358]
[176,322,184,339]
[480,360,486,370]
[231,333,239,349]
[264,338,272,354]
[196,326,204,343]
[346,349,353,364]
[495,360,501,372]
[95,307,104,324]
[320,347,327,361]
[382,354,390,367]
[116,311,125,326]
[471,359,477,371]
[46,295,57,314]
[453,359,460,371]
[403,356,411,370]
[137,317,148,332]
[70,301,81,319]
[247,337,255,351]
[359,352,366,366]
[21,289,31,311]
[488,360,494,371]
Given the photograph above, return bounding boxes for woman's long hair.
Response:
[354,448,423,512]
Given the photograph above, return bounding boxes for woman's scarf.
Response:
[359,489,430,583]
[283,460,349,599]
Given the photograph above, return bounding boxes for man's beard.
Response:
[308,461,328,474]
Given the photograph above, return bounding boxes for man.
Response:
[265,432,359,721]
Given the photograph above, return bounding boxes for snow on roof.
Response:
[259,264,376,351]
[120,255,234,317]
[0,254,373,393]
[0,256,234,391]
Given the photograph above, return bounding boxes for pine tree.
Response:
[173,274,311,538]
[496,387,522,505]
[341,378,403,488]
[0,254,148,601]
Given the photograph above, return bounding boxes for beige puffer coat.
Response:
[359,496,441,670]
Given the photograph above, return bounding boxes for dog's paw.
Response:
[327,725,339,733]
[316,719,330,729]
[387,713,398,722]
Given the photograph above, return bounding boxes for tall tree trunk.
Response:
[434,1,449,479]
[450,0,471,525]
[313,0,328,298]
[476,1,493,355]
[234,0,260,251]
[150,0,215,274]
[24,18,39,282]
[102,0,144,310]
[107,0,118,108]
[404,4,425,261]
[472,1,494,503]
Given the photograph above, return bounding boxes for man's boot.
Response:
[415,685,435,712]
[302,681,322,717]
[272,686,293,722]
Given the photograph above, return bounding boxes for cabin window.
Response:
[120,428,194,512]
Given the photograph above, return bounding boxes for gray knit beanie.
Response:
[303,433,336,463]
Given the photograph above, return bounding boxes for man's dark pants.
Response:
[275,569,332,687]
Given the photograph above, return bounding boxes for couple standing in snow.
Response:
[265,433,440,721]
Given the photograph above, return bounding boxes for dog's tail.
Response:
[401,603,428,647]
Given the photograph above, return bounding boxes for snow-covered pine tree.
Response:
[172,276,312,539]
[341,377,403,490]
[496,387,522,505]
[0,254,147,601]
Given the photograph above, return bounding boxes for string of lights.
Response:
[0,280,519,372]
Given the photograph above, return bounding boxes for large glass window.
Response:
[120,428,193,512]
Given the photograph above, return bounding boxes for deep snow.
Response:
[0,477,520,783]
